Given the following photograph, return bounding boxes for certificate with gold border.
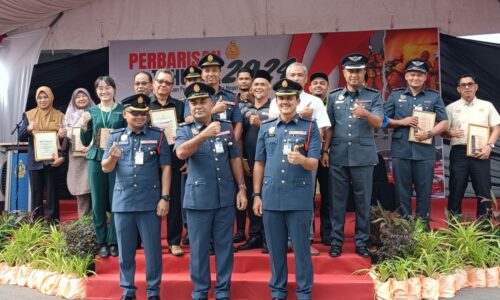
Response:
[150,108,178,145]
[467,124,490,157]
[34,131,59,161]
[408,110,436,144]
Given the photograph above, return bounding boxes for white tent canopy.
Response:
[2,0,500,51]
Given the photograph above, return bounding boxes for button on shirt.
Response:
[255,115,321,211]
[103,126,171,212]
[384,87,448,160]
[327,87,384,166]
[269,92,331,129]
[446,97,500,146]
[174,120,240,209]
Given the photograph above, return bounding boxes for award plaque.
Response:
[467,124,490,157]
[408,110,436,144]
[71,127,86,157]
[97,128,113,149]
[34,131,59,161]
[150,108,178,145]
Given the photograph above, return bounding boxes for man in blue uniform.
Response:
[102,94,172,300]
[253,79,321,300]
[384,60,448,224]
[322,54,383,258]
[174,82,247,300]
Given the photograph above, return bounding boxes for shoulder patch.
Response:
[329,88,343,94]
[178,121,194,127]
[262,117,278,124]
[111,128,125,134]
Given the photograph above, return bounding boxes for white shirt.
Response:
[269,91,331,129]
[446,97,500,146]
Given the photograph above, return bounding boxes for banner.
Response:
[110,28,445,198]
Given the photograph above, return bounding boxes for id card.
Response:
[214,141,224,153]
[219,111,227,120]
[283,143,292,155]
[135,150,144,165]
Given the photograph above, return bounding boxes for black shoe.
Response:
[121,296,136,300]
[329,245,342,257]
[237,236,263,250]
[321,236,332,246]
[261,243,269,254]
[233,230,246,243]
[148,296,160,300]
[216,298,229,300]
[182,234,190,245]
[193,298,207,300]
[109,245,119,257]
[355,246,370,258]
[272,298,285,300]
[233,246,238,253]
[210,242,215,256]
[98,245,109,258]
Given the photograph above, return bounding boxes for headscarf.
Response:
[25,86,64,132]
[63,88,96,131]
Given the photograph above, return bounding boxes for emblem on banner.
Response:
[225,40,240,59]
[16,160,26,178]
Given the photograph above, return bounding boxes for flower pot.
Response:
[7,265,20,285]
[40,273,62,296]
[391,279,408,300]
[16,265,34,287]
[485,266,498,288]
[376,278,392,300]
[453,269,468,291]
[407,276,422,300]
[438,274,456,298]
[466,267,486,288]
[65,276,87,299]
[0,264,10,284]
[421,276,439,300]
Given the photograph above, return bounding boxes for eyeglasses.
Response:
[134,81,150,86]
[459,82,476,88]
[156,80,174,86]
[126,110,148,117]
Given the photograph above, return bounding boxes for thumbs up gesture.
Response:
[212,96,227,114]
[287,145,305,165]
[109,142,122,159]
[81,112,91,126]
[352,99,367,118]
[299,102,314,120]
[57,123,67,139]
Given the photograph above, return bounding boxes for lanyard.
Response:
[99,103,116,128]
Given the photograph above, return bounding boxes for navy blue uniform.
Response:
[255,114,321,300]
[384,87,448,218]
[174,119,239,299]
[103,126,171,298]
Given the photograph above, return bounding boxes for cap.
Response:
[341,53,368,69]
[310,72,329,83]
[273,79,302,96]
[253,69,272,83]
[198,53,225,68]
[405,59,429,73]
[182,66,202,80]
[184,82,215,101]
[122,94,151,112]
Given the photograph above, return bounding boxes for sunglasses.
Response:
[126,110,148,117]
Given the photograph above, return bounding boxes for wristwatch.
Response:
[160,195,171,202]
[488,143,495,149]
[321,150,329,155]
[251,192,261,199]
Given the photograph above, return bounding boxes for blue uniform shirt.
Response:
[255,115,321,211]
[174,120,240,209]
[384,87,448,160]
[327,87,384,166]
[103,126,171,212]
[184,88,243,124]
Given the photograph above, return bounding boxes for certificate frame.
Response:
[71,127,86,157]
[97,128,113,149]
[466,124,490,157]
[408,110,436,144]
[33,131,59,162]
[150,108,178,145]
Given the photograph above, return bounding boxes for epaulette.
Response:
[110,128,125,135]
[392,87,405,91]
[178,121,194,127]
[329,88,343,94]
[425,88,439,94]
[220,88,235,96]
[364,87,380,93]
[262,117,278,124]
[299,116,314,122]
[149,126,163,132]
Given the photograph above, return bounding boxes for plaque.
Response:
[34,131,59,162]
[467,124,490,157]
[71,127,86,157]
[408,110,436,144]
[150,108,178,145]
[97,128,113,149]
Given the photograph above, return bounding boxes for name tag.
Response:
[141,140,158,145]
[398,99,407,102]
[335,100,344,104]
[424,100,432,104]
[224,101,235,106]
[289,130,307,135]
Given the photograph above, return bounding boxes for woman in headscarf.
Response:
[80,76,126,258]
[19,86,66,221]
[63,88,96,218]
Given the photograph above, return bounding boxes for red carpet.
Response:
[58,197,479,300]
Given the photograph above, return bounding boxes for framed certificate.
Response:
[34,131,59,162]
[467,124,490,157]
[71,127,86,157]
[97,128,113,149]
[408,110,436,144]
[150,108,178,145]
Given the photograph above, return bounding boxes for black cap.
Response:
[184,82,215,101]
[122,94,151,112]
[405,59,429,73]
[341,53,368,69]
[182,66,202,80]
[310,72,329,83]
[254,70,272,83]
[273,79,302,96]
[198,53,225,68]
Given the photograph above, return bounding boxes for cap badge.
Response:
[281,80,288,88]
[193,84,200,92]
[189,66,194,73]
[413,61,424,66]
[349,56,362,62]
[137,96,144,104]
[207,55,214,62]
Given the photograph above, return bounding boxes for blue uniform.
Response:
[184,87,243,124]
[384,87,448,218]
[255,114,321,300]
[174,119,239,299]
[327,87,384,248]
[103,126,171,298]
